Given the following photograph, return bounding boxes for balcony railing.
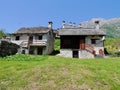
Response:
[28,40,47,46]
[11,40,47,47]
[85,44,96,56]
[20,41,28,47]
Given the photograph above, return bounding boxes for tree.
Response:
[0,29,5,39]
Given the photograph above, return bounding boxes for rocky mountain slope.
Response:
[80,18,120,38]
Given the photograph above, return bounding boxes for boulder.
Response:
[0,40,20,57]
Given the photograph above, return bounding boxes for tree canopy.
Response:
[0,29,5,39]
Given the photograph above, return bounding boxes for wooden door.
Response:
[80,38,85,50]
[99,49,104,56]
[29,36,33,44]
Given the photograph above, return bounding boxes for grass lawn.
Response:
[0,54,120,90]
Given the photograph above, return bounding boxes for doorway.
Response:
[37,47,43,55]
[29,36,33,44]
[73,51,79,58]
[80,38,85,50]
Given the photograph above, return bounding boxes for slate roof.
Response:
[13,27,51,35]
[59,28,106,36]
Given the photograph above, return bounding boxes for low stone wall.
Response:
[58,49,94,58]
[79,50,94,58]
[0,40,20,57]
[58,49,73,58]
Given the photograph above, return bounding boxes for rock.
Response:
[0,40,20,57]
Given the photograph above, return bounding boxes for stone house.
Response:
[53,30,60,39]
[11,22,54,55]
[58,21,106,58]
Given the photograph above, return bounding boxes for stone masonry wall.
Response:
[59,49,72,58]
[79,50,94,58]
[59,49,94,58]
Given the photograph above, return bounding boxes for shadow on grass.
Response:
[50,50,60,55]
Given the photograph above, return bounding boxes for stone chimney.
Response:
[95,20,100,30]
[48,21,53,29]
[62,21,65,28]
[78,23,82,28]
[73,22,76,27]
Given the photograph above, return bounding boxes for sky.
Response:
[0,0,120,33]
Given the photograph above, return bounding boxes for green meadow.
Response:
[0,38,120,90]
[0,54,120,90]
[105,38,120,55]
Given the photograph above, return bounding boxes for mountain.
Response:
[80,18,120,38]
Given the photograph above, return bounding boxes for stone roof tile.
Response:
[13,27,50,34]
[59,28,106,35]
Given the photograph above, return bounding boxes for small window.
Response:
[16,36,20,40]
[91,39,96,44]
[38,36,42,40]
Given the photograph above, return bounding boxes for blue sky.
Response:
[0,0,120,33]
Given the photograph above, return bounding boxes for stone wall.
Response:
[0,40,20,57]
[85,37,105,56]
[58,49,73,58]
[59,49,94,58]
[46,31,54,55]
[79,50,94,58]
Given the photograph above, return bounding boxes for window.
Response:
[35,35,42,40]
[15,36,20,40]
[91,39,96,44]
[38,36,42,40]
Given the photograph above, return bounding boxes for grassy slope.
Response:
[105,38,120,54]
[0,54,120,90]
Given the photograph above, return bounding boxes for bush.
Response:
[114,51,120,57]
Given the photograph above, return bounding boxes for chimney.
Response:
[78,23,82,28]
[69,22,72,26]
[48,21,53,29]
[62,21,65,28]
[95,20,100,30]
[73,22,76,27]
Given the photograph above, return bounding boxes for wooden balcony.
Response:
[11,40,47,47]
[28,40,47,46]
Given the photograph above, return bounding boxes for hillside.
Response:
[0,39,120,89]
[0,54,120,90]
[105,38,120,55]
[80,18,120,38]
